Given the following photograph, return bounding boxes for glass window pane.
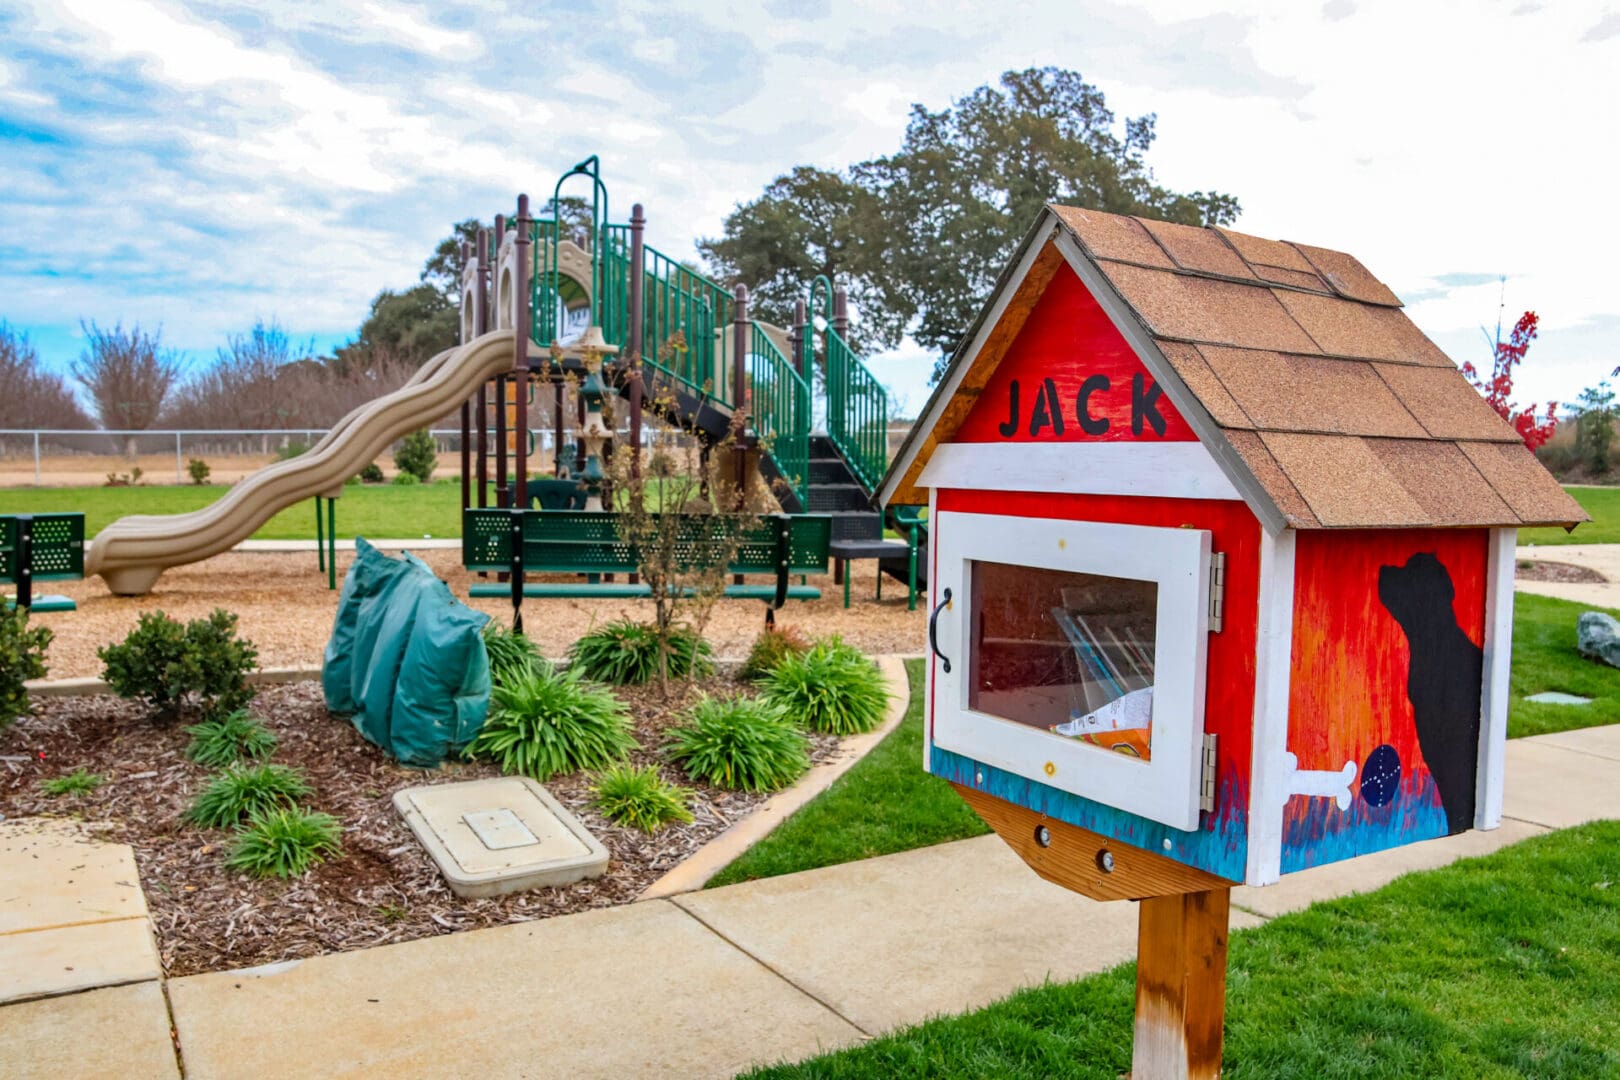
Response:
[968,561,1156,760]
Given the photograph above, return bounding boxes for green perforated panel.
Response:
[0,513,85,584]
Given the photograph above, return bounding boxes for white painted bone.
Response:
[1278,752,1357,811]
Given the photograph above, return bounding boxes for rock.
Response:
[1576,611,1620,668]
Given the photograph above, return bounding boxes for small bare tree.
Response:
[165,320,316,429]
[0,322,93,429]
[604,371,754,698]
[73,322,182,453]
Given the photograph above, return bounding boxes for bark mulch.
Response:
[0,677,839,978]
[1516,560,1607,584]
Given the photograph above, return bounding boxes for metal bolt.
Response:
[974,769,984,785]
[1096,849,1116,873]
[1162,838,1173,852]
[1034,825,1051,848]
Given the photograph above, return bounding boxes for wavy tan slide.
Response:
[86,330,520,596]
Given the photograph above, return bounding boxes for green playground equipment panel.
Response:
[0,512,85,612]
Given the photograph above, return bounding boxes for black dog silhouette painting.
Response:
[1377,552,1484,834]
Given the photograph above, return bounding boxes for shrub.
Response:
[666,694,809,792]
[483,622,541,687]
[591,764,694,832]
[275,441,310,462]
[358,462,384,484]
[40,767,102,797]
[187,457,211,484]
[739,625,810,682]
[187,763,311,828]
[98,609,258,720]
[569,619,713,685]
[394,428,437,482]
[103,467,143,487]
[762,636,889,735]
[225,806,341,878]
[466,661,637,780]
[390,471,420,486]
[0,603,51,728]
[184,709,277,768]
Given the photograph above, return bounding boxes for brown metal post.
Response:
[475,226,490,508]
[791,298,807,377]
[627,202,646,480]
[575,395,587,475]
[493,214,508,506]
[833,284,849,340]
[513,195,531,511]
[459,238,472,513]
[553,383,564,476]
[731,284,750,512]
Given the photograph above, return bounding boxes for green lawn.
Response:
[0,481,465,540]
[743,822,1620,1079]
[1509,593,1620,737]
[706,659,989,888]
[713,601,1619,888]
[1519,486,1620,546]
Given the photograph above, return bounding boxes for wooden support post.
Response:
[1133,889,1231,1080]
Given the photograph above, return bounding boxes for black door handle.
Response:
[929,587,953,673]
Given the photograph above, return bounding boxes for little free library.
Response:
[879,204,1586,1078]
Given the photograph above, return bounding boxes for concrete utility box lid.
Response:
[393,777,609,898]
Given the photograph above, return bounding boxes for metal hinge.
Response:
[1199,733,1218,814]
[1207,551,1226,632]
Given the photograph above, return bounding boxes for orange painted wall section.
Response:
[954,267,1197,443]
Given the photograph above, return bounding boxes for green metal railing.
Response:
[746,323,810,504]
[821,326,888,492]
[602,226,734,405]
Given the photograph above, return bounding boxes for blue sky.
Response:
[2,0,1618,420]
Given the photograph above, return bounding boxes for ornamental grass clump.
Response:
[466,661,637,780]
[762,636,889,736]
[187,763,311,828]
[738,624,810,682]
[98,608,258,721]
[183,709,277,768]
[225,806,342,879]
[483,622,542,687]
[591,764,694,833]
[666,694,809,793]
[40,767,102,797]
[568,619,713,685]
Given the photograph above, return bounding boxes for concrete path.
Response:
[1515,543,1620,608]
[4,726,1618,1079]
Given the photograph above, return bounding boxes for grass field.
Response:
[1520,485,1620,545]
[743,821,1620,1079]
[707,660,988,888]
[1508,593,1620,736]
[0,481,465,540]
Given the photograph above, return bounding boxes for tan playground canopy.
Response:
[882,204,1587,532]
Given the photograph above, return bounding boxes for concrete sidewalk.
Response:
[1515,543,1620,607]
[5,725,1618,1079]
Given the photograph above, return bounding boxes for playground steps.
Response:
[808,436,883,543]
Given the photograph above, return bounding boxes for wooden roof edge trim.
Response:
[1050,229,1291,537]
[877,213,1063,507]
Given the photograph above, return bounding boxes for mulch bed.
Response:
[0,677,839,978]
[1517,560,1607,584]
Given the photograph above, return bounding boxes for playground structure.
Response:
[74,157,922,607]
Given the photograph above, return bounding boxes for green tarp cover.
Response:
[323,538,491,767]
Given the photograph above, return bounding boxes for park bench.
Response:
[0,513,85,613]
[462,509,832,626]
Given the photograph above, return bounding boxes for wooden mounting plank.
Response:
[952,784,1237,902]
[1133,888,1231,1080]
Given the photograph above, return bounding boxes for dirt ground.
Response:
[0,453,454,489]
[1,679,845,977]
[1516,559,1606,584]
[26,548,927,679]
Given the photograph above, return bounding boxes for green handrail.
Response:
[746,323,810,505]
[601,225,734,406]
[822,326,888,492]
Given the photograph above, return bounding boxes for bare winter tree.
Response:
[73,322,182,451]
[0,322,94,429]
[165,320,317,429]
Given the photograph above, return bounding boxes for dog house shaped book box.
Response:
[880,205,1586,900]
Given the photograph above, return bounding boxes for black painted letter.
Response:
[998,379,1020,438]
[1030,377,1065,437]
[1132,374,1166,437]
[1077,375,1110,436]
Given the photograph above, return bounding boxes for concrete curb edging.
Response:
[25,666,324,699]
[639,654,914,901]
